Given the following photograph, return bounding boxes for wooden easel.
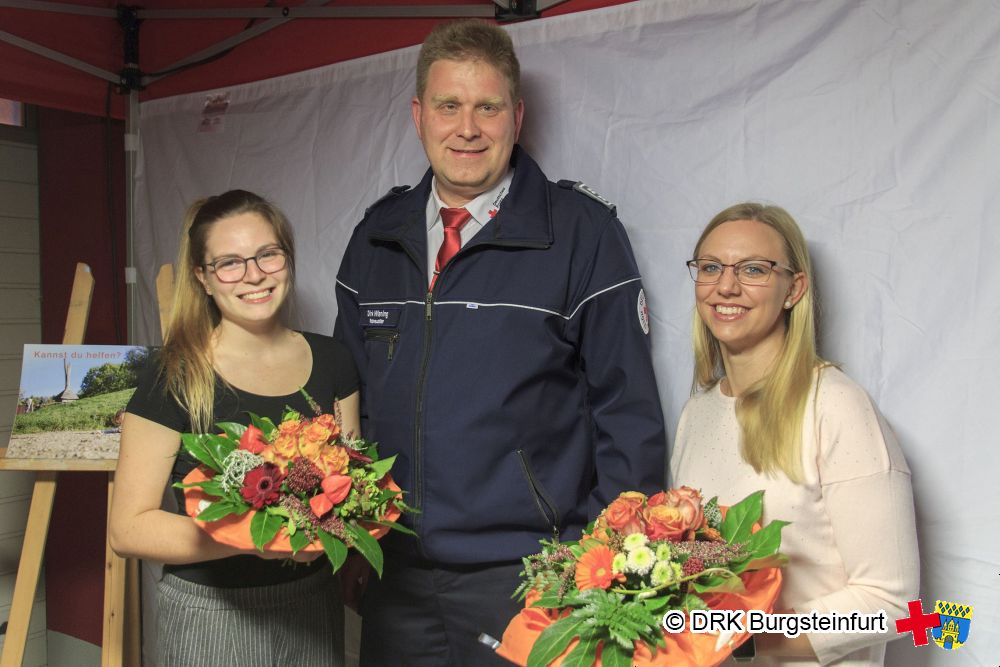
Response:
[0,263,141,667]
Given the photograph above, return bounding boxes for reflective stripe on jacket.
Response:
[334,146,667,564]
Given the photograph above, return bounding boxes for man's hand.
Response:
[340,552,372,612]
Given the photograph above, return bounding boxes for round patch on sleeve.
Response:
[637,288,650,335]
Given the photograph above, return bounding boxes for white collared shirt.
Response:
[424,169,514,285]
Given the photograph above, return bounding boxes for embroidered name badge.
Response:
[361,306,400,328]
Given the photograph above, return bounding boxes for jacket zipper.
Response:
[515,449,561,540]
[410,288,435,558]
[363,329,399,360]
[378,229,549,557]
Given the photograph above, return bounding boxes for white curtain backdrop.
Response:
[135,0,999,663]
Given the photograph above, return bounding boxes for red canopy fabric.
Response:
[1,0,631,118]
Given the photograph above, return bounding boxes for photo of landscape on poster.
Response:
[6,345,152,460]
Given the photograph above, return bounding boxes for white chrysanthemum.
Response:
[650,560,674,586]
[612,552,628,574]
[626,546,655,575]
[655,543,671,562]
[623,532,649,552]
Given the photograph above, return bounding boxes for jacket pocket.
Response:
[364,328,399,361]
[516,449,560,540]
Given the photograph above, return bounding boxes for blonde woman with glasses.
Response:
[671,203,918,665]
[110,190,358,666]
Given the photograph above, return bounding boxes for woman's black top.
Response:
[126,331,359,588]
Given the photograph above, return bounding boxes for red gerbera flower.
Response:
[240,463,284,509]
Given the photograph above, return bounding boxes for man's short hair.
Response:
[416,20,521,103]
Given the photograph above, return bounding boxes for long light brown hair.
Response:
[159,190,295,433]
[691,203,825,483]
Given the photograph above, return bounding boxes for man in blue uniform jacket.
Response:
[334,19,667,666]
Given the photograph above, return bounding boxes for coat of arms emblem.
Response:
[931,600,972,650]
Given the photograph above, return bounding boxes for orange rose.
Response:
[313,413,341,440]
[647,491,669,506]
[271,432,300,460]
[643,504,686,541]
[259,446,284,467]
[603,491,647,535]
[278,419,303,437]
[298,421,331,459]
[316,445,350,475]
[663,486,706,532]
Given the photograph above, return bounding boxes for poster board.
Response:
[6,345,152,461]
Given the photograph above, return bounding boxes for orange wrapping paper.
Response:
[182,466,402,552]
[498,505,783,666]
[497,566,781,666]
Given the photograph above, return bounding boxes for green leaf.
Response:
[370,519,417,537]
[181,433,221,472]
[249,510,284,551]
[288,528,311,554]
[206,433,238,468]
[739,553,789,573]
[248,413,277,439]
[367,454,397,480]
[721,490,763,544]
[560,629,601,667]
[527,616,586,667]
[344,522,384,578]
[681,593,710,612]
[692,571,746,595]
[201,480,227,497]
[599,639,633,667]
[196,499,245,522]
[531,590,567,609]
[214,421,247,442]
[642,596,673,613]
[172,479,225,498]
[318,532,348,572]
[744,519,789,559]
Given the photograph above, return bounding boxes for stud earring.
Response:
[784,300,792,309]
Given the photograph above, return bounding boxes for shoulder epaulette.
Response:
[557,180,616,211]
[364,185,411,216]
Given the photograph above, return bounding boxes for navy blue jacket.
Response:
[334,147,666,564]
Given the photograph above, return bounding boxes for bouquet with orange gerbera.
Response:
[176,390,414,577]
[497,488,786,667]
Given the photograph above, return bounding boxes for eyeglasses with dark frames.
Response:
[686,258,795,285]
[204,247,288,283]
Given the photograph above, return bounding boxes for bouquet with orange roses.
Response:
[175,392,414,576]
[498,488,786,667]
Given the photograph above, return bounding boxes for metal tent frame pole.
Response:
[1,0,571,345]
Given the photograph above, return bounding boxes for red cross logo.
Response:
[488,208,498,219]
[895,599,941,647]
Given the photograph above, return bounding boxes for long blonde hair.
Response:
[159,190,295,433]
[691,203,823,483]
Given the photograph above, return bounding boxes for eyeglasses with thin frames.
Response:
[686,258,795,285]
[204,247,289,283]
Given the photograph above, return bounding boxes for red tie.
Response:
[431,207,471,289]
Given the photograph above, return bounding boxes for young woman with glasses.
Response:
[671,203,919,665]
[109,190,358,666]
